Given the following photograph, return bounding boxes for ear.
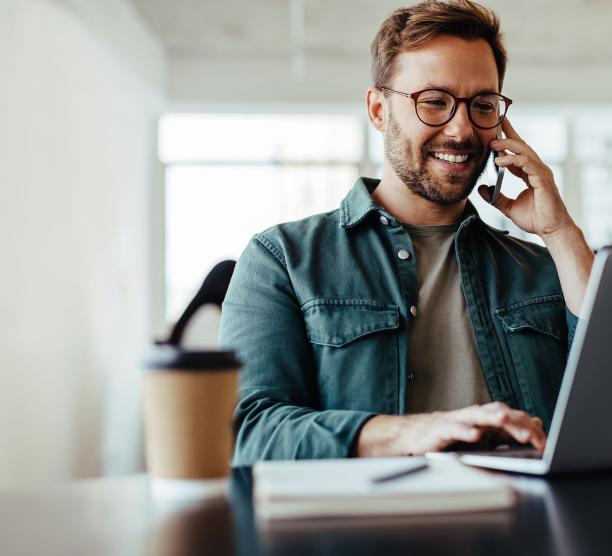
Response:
[366,87,387,132]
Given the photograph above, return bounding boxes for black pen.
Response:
[371,461,429,484]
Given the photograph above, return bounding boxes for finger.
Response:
[502,421,547,450]
[495,153,531,170]
[455,404,547,449]
[481,403,538,428]
[530,421,547,450]
[500,161,530,182]
[532,419,547,450]
[455,404,514,428]
[481,401,512,412]
[477,185,514,216]
[491,190,514,215]
[501,117,524,142]
[494,157,527,181]
[477,184,492,203]
[436,421,482,448]
[496,409,547,450]
[490,137,536,159]
[527,415,547,442]
[495,154,542,185]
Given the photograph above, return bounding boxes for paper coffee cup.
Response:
[143,347,241,481]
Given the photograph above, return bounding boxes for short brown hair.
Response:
[371,0,507,90]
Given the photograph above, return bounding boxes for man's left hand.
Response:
[478,117,573,240]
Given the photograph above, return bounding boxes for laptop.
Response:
[446,246,612,475]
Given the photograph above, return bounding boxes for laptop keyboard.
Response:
[462,448,544,459]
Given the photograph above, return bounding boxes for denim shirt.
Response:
[220,177,579,466]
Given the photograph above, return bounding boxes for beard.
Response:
[383,109,490,205]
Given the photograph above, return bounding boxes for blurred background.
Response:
[1,0,611,486]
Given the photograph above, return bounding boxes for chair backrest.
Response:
[166,260,236,346]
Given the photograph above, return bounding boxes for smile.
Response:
[431,152,470,163]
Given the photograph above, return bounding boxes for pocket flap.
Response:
[494,295,566,341]
[302,299,400,347]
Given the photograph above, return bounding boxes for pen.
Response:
[371,461,429,484]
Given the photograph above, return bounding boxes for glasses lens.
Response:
[470,94,507,128]
[415,90,454,125]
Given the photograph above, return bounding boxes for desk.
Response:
[0,468,610,556]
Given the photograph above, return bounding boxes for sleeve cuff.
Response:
[294,410,379,460]
[565,306,579,348]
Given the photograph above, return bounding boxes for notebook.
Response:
[253,457,514,521]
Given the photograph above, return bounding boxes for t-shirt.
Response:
[405,222,493,413]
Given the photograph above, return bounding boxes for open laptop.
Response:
[451,246,612,475]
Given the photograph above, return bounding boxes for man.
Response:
[220,0,594,465]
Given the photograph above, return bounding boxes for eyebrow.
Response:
[422,83,499,96]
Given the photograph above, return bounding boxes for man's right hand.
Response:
[355,402,546,457]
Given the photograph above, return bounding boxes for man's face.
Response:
[382,35,499,205]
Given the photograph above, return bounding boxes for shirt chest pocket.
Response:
[302,299,400,413]
[495,295,568,429]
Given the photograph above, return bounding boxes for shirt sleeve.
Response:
[565,306,579,349]
[219,234,376,466]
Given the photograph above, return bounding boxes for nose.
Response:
[443,101,475,142]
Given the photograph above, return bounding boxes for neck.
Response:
[371,165,467,226]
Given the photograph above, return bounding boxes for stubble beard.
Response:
[383,110,490,205]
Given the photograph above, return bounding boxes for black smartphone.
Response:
[490,127,504,206]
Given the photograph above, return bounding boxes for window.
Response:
[160,106,612,324]
[160,113,362,322]
[575,112,612,248]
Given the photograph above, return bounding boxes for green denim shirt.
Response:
[220,177,579,466]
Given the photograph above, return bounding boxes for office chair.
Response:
[166,259,236,346]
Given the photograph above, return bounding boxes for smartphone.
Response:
[490,127,505,206]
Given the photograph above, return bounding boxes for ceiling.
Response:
[131,0,612,66]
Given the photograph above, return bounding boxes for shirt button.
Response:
[397,249,410,260]
[410,305,418,317]
[408,372,414,381]
[379,215,389,226]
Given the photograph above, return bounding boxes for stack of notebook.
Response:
[253,457,514,521]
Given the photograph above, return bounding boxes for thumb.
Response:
[477,184,512,216]
[477,184,493,203]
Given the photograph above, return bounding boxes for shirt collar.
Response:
[339,176,508,234]
[339,177,387,228]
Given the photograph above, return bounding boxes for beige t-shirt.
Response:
[405,223,493,413]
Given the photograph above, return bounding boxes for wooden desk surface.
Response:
[1,468,611,556]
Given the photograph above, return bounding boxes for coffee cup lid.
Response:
[145,345,241,371]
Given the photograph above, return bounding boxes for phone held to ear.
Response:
[490,127,504,206]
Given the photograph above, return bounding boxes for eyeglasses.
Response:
[380,87,512,130]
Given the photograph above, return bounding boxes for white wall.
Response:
[167,54,612,107]
[0,0,165,485]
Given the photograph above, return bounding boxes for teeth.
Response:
[432,152,469,163]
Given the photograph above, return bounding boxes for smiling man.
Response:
[220,0,595,464]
